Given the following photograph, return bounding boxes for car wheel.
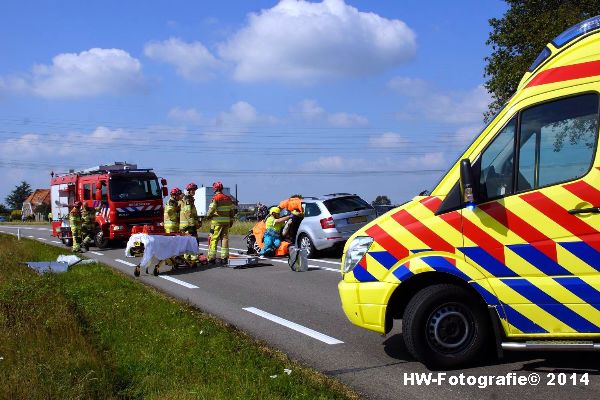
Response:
[95,229,109,249]
[298,233,318,258]
[402,283,490,369]
[61,237,72,247]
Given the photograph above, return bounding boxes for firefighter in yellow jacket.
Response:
[179,183,201,239]
[69,201,84,253]
[205,181,235,263]
[80,202,95,251]
[164,187,182,234]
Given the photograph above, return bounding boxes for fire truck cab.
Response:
[339,16,600,368]
[50,162,166,248]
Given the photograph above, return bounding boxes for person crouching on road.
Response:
[279,194,304,242]
[80,202,95,251]
[164,187,183,234]
[260,207,292,257]
[205,181,235,264]
[69,201,84,253]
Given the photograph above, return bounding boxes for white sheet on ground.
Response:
[125,234,198,268]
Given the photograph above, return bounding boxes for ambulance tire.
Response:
[95,230,109,249]
[402,283,490,369]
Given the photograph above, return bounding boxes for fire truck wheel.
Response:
[402,283,490,369]
[94,230,109,249]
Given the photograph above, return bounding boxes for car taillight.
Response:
[320,216,335,229]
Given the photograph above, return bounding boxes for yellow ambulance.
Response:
[339,15,600,368]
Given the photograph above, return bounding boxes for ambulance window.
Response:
[479,118,516,200]
[517,94,598,190]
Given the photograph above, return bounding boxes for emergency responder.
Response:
[164,187,183,234]
[179,183,201,239]
[205,181,236,264]
[80,202,95,251]
[180,183,201,263]
[69,201,84,253]
[260,206,292,256]
[279,194,304,242]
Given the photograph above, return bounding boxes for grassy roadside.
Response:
[0,233,359,400]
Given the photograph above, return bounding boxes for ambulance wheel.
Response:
[95,230,109,249]
[298,234,317,258]
[402,284,490,369]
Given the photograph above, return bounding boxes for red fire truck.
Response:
[50,162,167,248]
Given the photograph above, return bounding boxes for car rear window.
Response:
[323,196,372,215]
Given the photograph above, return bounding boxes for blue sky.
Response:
[0,0,509,205]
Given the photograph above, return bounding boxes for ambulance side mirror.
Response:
[460,159,477,210]
[95,189,102,201]
[162,187,168,198]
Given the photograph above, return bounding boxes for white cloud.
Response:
[30,48,145,98]
[205,101,277,141]
[144,38,221,80]
[328,112,368,127]
[369,132,407,148]
[389,77,491,125]
[301,152,446,173]
[291,99,368,127]
[219,0,416,83]
[168,107,203,124]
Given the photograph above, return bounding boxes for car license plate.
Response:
[348,216,367,224]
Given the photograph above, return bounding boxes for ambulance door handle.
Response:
[568,206,600,215]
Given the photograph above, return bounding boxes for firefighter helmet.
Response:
[212,181,223,191]
[170,187,183,196]
[186,182,198,191]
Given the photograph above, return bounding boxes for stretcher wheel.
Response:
[153,265,159,276]
[134,265,141,277]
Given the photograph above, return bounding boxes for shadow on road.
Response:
[382,331,600,374]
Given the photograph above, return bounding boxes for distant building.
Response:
[22,189,50,221]
[237,203,255,211]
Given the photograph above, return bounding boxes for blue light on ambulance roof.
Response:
[528,47,551,72]
[552,15,600,48]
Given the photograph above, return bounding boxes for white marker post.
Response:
[17,228,20,240]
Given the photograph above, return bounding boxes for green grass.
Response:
[0,234,358,400]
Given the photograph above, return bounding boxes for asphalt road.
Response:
[1,225,598,400]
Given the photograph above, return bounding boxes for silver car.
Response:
[296,193,377,258]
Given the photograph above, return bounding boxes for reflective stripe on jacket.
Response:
[164,198,180,232]
[206,192,234,224]
[179,195,198,229]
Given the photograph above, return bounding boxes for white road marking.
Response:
[115,259,137,267]
[197,244,339,273]
[90,251,104,256]
[243,307,344,345]
[159,275,199,289]
[38,238,48,241]
[27,235,35,238]
[52,241,62,244]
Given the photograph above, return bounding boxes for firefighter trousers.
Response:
[208,223,229,260]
